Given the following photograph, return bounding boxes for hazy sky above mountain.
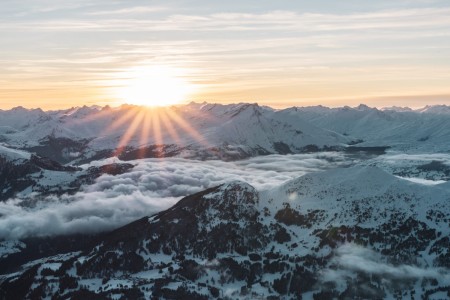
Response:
[1,0,450,109]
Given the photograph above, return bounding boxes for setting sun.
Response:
[114,65,195,107]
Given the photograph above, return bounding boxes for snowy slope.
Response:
[0,103,350,163]
[197,103,348,154]
[416,104,450,114]
[284,104,450,152]
[0,144,31,163]
[359,153,450,181]
[268,166,450,230]
[2,166,450,299]
[2,103,450,160]
[0,144,134,202]
[2,102,450,162]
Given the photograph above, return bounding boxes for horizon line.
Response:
[2,100,450,112]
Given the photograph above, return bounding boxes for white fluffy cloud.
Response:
[321,244,450,289]
[0,152,354,239]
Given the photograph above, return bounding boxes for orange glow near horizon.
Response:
[2,3,450,111]
[3,86,450,111]
[2,60,450,111]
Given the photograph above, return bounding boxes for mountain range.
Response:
[0,103,350,165]
[1,102,450,299]
[1,166,449,299]
[1,102,449,165]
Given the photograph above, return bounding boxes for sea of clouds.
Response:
[0,152,355,239]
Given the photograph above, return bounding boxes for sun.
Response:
[115,65,194,107]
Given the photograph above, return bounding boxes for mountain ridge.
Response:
[2,101,449,168]
[1,166,449,299]
[0,102,352,165]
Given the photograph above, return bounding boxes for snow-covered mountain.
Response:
[282,104,450,152]
[1,102,450,164]
[0,102,356,202]
[1,166,449,299]
[0,143,134,201]
[0,103,351,164]
[1,102,450,299]
[416,104,450,114]
[2,102,450,204]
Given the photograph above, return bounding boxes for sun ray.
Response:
[101,106,139,137]
[71,97,210,160]
[159,108,181,145]
[151,108,164,148]
[113,109,145,157]
[139,109,153,146]
[40,57,209,160]
[165,108,209,147]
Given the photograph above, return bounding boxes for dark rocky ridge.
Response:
[0,151,134,202]
[1,169,450,299]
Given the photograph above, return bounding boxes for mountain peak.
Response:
[218,180,256,193]
[11,106,27,111]
[227,103,262,118]
[204,181,259,220]
[417,104,450,114]
[355,104,373,111]
[381,106,413,112]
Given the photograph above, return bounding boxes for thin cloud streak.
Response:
[2,7,450,32]
[1,2,450,108]
[87,6,168,16]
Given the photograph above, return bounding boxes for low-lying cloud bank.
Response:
[0,152,353,239]
[322,244,450,290]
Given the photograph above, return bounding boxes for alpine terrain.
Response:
[0,103,450,300]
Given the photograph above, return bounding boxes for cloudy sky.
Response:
[1,0,450,109]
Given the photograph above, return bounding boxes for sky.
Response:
[1,0,450,109]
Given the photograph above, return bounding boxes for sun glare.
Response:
[115,65,194,107]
